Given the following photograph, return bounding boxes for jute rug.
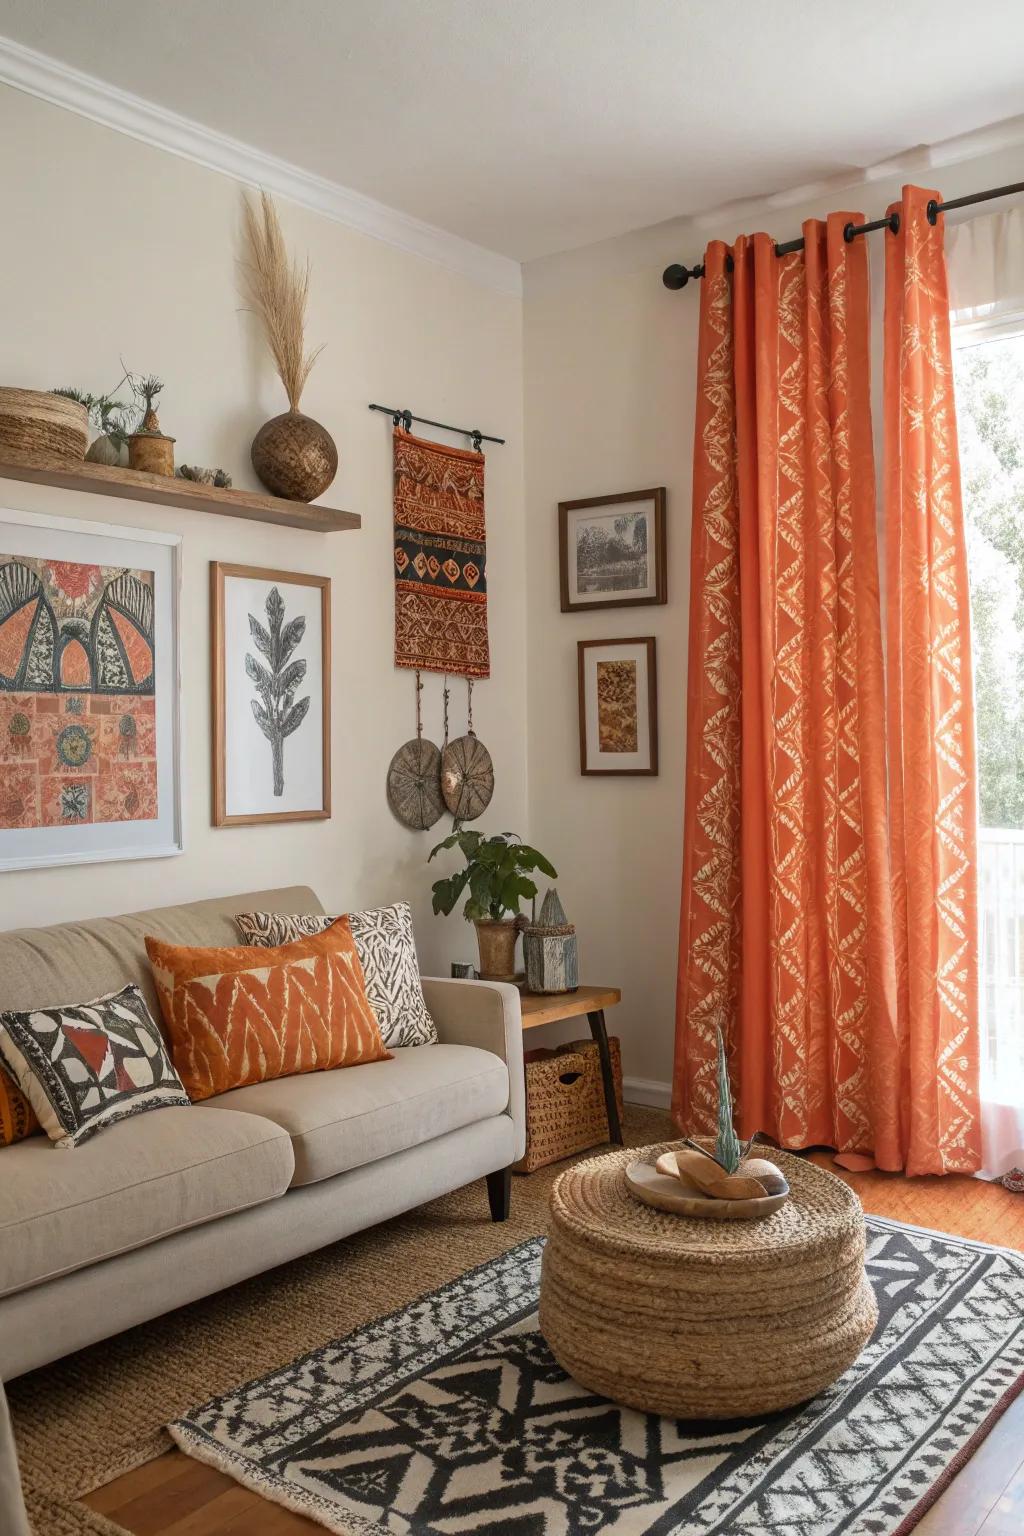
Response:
[170,1219,1024,1536]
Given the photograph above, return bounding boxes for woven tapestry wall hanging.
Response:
[393,427,489,679]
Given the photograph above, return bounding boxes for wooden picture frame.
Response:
[211,562,331,826]
[577,637,658,776]
[559,488,666,612]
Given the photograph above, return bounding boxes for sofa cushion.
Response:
[0,1104,293,1299]
[207,1044,510,1187]
[145,920,390,1101]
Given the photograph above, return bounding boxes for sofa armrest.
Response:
[0,1382,29,1536]
[421,978,526,1162]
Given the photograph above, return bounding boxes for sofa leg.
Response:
[486,1165,512,1222]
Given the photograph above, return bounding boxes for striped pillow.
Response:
[145,918,390,1102]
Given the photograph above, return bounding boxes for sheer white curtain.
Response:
[948,204,1024,1179]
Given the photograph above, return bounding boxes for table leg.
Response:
[587,1009,623,1145]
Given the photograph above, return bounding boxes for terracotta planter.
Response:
[474,919,519,982]
[251,408,337,501]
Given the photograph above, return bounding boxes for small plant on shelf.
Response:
[429,829,557,982]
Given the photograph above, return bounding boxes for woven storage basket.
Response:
[514,1037,623,1173]
[0,388,89,463]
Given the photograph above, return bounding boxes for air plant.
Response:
[52,373,136,446]
[683,1026,754,1175]
[241,189,324,412]
[129,373,164,431]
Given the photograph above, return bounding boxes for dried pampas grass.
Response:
[241,190,324,411]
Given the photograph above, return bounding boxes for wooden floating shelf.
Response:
[0,453,361,532]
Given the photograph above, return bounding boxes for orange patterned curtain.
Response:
[883,186,981,1174]
[674,215,901,1159]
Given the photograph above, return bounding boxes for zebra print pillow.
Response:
[235,902,437,1049]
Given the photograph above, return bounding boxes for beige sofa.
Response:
[0,886,525,1382]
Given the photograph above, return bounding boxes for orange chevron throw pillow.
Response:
[0,1060,39,1145]
[145,918,390,1102]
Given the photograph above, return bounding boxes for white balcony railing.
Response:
[979,825,1024,1090]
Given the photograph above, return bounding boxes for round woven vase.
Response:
[540,1143,878,1420]
[251,408,337,501]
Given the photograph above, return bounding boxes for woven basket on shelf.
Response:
[514,1037,623,1174]
[0,388,89,463]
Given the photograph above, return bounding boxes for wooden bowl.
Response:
[625,1158,790,1220]
[0,388,89,462]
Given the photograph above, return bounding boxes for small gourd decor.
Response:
[654,1028,789,1208]
[242,190,337,502]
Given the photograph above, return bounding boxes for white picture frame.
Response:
[0,507,183,872]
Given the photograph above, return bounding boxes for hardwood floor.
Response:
[82,1160,1024,1536]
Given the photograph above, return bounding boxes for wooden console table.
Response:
[519,985,623,1145]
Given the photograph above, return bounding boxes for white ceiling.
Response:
[1,0,1023,263]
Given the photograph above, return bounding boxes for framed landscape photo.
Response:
[559,488,666,612]
[211,562,330,827]
[0,507,183,872]
[578,637,658,776]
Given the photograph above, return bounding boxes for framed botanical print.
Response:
[559,488,666,612]
[578,637,658,776]
[0,508,182,872]
[211,562,330,826]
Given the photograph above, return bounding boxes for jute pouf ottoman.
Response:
[539,1142,877,1419]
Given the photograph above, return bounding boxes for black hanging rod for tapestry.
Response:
[661,178,1024,290]
[368,403,505,449]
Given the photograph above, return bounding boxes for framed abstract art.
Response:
[577,637,658,776]
[210,562,331,827]
[0,507,183,871]
[559,488,666,612]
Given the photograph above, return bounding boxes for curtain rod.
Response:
[368,403,505,448]
[662,178,1024,290]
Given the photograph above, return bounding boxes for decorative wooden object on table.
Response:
[522,888,579,993]
[540,1144,877,1420]
[210,562,331,827]
[0,454,359,531]
[559,487,666,612]
[519,985,623,1145]
[0,388,88,463]
[626,1150,790,1219]
[577,637,658,775]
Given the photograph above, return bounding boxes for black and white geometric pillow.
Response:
[0,984,191,1148]
[236,902,438,1048]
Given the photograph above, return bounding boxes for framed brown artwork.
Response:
[559,488,666,612]
[210,562,331,826]
[577,637,658,776]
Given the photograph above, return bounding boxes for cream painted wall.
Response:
[523,140,1024,1096]
[0,83,526,977]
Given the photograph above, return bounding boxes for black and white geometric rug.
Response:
[171,1218,1024,1536]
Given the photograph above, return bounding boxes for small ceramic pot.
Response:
[474,919,519,982]
[128,432,175,476]
[251,408,337,501]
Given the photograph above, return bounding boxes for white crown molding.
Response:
[0,34,522,297]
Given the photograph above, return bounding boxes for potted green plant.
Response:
[429,830,558,981]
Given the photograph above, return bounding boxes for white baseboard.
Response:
[623,1076,672,1110]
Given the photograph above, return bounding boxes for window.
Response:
[954,326,1024,1095]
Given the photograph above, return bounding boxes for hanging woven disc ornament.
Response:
[387,672,444,830]
[440,679,494,822]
